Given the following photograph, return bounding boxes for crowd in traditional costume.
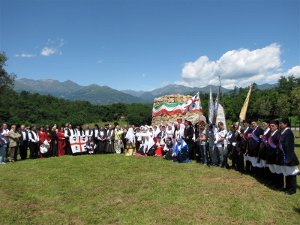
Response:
[0,116,299,195]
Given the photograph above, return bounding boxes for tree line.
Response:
[0,88,153,127]
[1,52,299,127]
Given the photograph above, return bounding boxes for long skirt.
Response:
[98,141,106,154]
[105,141,114,154]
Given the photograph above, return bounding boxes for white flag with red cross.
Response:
[70,135,87,154]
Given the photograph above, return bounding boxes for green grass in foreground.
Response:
[0,143,300,225]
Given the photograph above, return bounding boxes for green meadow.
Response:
[0,140,299,225]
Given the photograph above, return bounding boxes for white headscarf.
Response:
[154,126,161,137]
[125,127,135,143]
[145,135,155,151]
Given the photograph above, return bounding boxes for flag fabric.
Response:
[211,87,220,125]
[183,92,202,113]
[208,88,214,124]
[70,135,88,154]
[216,103,227,130]
[152,92,202,117]
[152,102,186,117]
[239,84,253,122]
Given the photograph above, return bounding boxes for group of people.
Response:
[0,122,131,161]
[132,118,299,195]
[0,117,299,195]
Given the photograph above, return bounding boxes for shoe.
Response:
[0,162,6,164]
[285,189,296,195]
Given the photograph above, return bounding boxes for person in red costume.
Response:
[38,127,47,158]
[57,127,66,156]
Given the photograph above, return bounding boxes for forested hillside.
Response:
[0,89,152,126]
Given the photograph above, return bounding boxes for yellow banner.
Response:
[239,84,253,121]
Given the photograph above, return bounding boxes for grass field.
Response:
[0,142,299,225]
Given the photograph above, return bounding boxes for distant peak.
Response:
[63,80,78,84]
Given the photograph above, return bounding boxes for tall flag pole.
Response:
[239,84,253,123]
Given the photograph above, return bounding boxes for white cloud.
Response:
[97,59,103,64]
[41,47,57,56]
[181,43,285,88]
[15,53,35,58]
[40,38,65,56]
[287,66,300,77]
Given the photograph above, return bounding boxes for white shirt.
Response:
[64,128,75,137]
[166,129,173,139]
[154,128,161,137]
[179,123,185,138]
[21,130,27,141]
[174,130,181,141]
[136,132,143,142]
[85,129,93,137]
[29,131,39,143]
[226,131,233,144]
[0,128,9,135]
[94,129,99,138]
[215,129,227,147]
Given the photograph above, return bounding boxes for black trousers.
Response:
[14,144,19,161]
[20,141,28,160]
[29,142,39,159]
[135,141,141,154]
[122,139,127,154]
[231,147,238,170]
[245,160,252,173]
[65,141,72,155]
[264,167,272,185]
[273,173,284,189]
[237,152,245,172]
[286,175,297,194]
[195,143,201,163]
[51,141,58,156]
[186,140,194,160]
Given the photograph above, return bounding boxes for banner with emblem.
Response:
[152,93,204,125]
[70,135,88,154]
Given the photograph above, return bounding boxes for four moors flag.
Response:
[152,92,202,117]
[70,135,88,154]
[183,92,202,113]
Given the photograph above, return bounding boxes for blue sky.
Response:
[1,0,299,90]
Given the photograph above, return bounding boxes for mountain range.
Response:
[14,78,144,104]
[121,84,230,102]
[14,78,276,105]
